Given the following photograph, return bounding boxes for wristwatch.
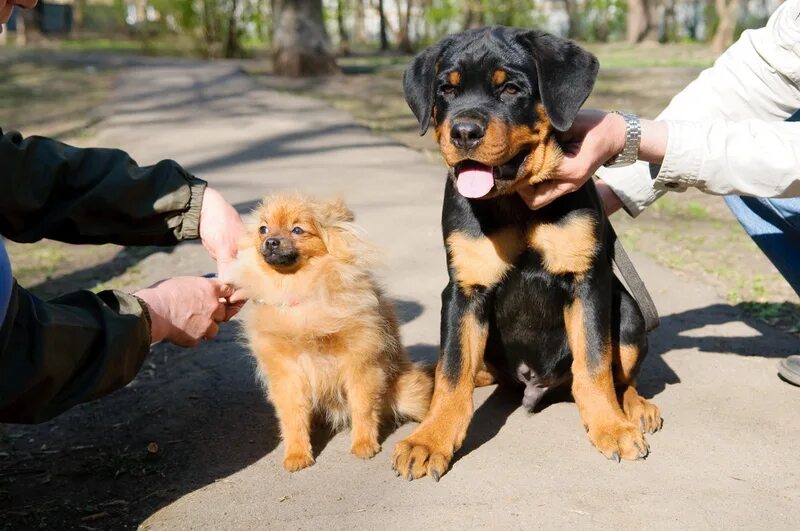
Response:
[603,111,641,168]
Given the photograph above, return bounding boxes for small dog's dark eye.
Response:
[259,225,268,235]
[440,84,456,96]
[503,83,520,95]
[291,226,304,235]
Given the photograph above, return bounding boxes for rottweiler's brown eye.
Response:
[440,84,456,96]
[503,83,520,95]
[291,226,304,235]
[259,225,268,235]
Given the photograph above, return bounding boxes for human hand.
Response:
[134,276,235,347]
[198,187,247,309]
[0,0,37,28]
[519,109,626,210]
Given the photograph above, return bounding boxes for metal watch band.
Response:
[603,111,641,168]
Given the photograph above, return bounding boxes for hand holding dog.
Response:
[199,187,247,312]
[135,277,234,346]
[519,109,626,211]
[519,109,668,212]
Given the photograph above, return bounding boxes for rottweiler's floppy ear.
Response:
[403,40,448,136]
[517,30,599,132]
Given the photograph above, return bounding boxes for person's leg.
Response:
[723,195,800,295]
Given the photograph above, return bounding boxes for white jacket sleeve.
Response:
[597,0,800,216]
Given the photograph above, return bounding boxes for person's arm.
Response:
[0,276,233,424]
[599,0,800,215]
[0,282,150,423]
[521,0,800,214]
[0,129,205,245]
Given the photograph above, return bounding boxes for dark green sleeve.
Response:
[0,280,151,423]
[0,128,206,245]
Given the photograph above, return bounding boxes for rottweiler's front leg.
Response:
[392,283,486,481]
[566,268,649,462]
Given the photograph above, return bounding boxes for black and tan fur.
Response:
[392,26,662,481]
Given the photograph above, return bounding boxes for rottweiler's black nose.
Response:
[266,238,281,250]
[450,121,485,150]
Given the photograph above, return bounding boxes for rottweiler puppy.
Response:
[392,26,662,481]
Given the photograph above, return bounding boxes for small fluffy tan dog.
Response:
[234,193,433,472]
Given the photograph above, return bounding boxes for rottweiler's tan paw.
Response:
[588,419,650,462]
[392,436,452,482]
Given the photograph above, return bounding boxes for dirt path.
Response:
[1,61,798,530]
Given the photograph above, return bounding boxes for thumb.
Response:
[213,280,235,300]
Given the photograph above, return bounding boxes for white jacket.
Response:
[597,0,800,217]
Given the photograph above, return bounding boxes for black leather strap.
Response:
[609,224,660,332]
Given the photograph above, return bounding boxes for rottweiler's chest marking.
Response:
[446,213,598,291]
[527,214,598,277]
[446,228,525,293]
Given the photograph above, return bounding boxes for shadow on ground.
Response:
[0,298,433,530]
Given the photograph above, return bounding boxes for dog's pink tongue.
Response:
[456,166,494,198]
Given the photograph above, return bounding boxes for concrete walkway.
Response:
[91,62,799,529]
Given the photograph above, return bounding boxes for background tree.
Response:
[377,0,389,51]
[627,0,659,43]
[394,0,413,52]
[272,0,338,76]
[711,0,741,52]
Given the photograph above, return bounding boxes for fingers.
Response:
[519,180,579,210]
[211,301,227,323]
[13,0,39,8]
[205,321,220,340]
[224,300,246,321]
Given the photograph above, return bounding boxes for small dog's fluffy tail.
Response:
[390,363,434,422]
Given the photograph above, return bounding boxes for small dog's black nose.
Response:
[450,121,485,150]
[266,238,281,250]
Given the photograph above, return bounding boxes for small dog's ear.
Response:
[403,39,450,136]
[319,197,355,223]
[516,30,599,132]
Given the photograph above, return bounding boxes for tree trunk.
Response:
[711,0,740,53]
[561,0,579,39]
[353,0,367,45]
[73,0,86,33]
[377,0,389,51]
[627,0,659,43]
[337,0,350,55]
[463,0,484,30]
[272,0,338,76]
[224,0,241,58]
[394,0,412,53]
[20,7,44,46]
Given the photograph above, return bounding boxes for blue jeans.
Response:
[724,109,800,297]
[0,239,12,326]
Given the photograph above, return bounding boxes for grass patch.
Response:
[737,301,800,336]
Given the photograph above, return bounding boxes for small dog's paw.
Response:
[391,437,452,482]
[622,391,663,434]
[588,419,649,462]
[351,438,381,459]
[283,451,315,472]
